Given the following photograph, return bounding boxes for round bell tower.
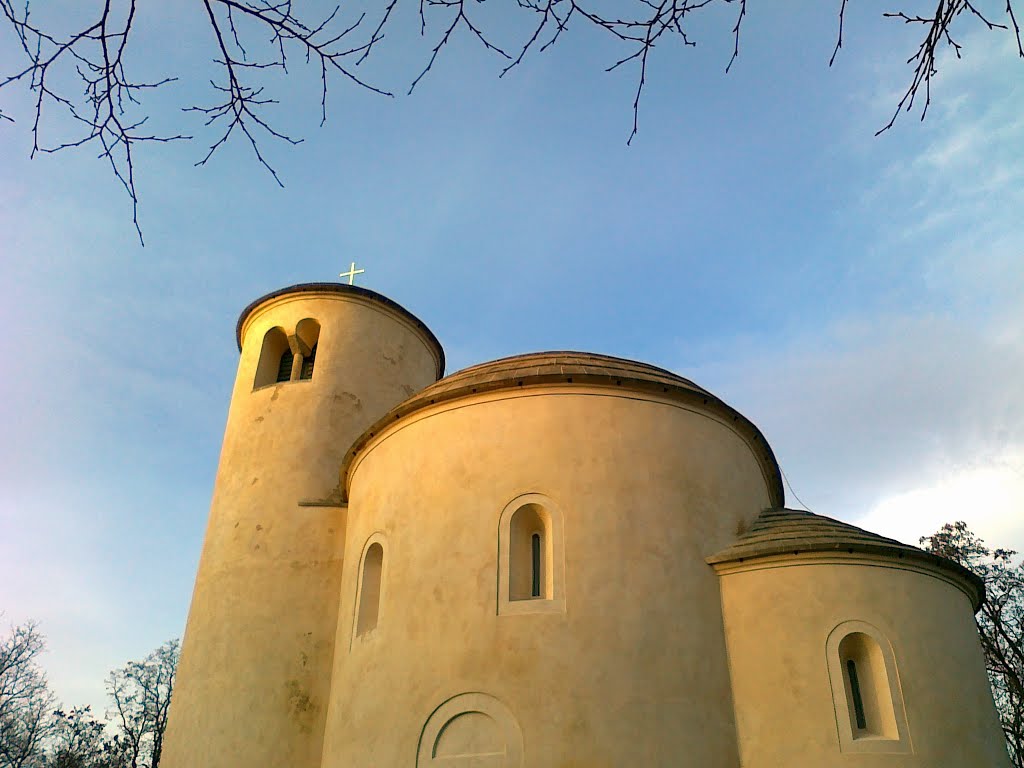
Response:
[162,282,443,768]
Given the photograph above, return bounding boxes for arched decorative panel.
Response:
[416,693,523,767]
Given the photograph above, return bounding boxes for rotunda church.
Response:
[161,282,1009,767]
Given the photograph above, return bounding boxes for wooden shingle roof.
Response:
[707,507,984,608]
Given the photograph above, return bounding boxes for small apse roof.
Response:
[340,351,784,507]
[707,507,985,608]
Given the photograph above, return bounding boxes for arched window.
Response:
[276,348,294,383]
[508,504,548,601]
[826,621,910,753]
[354,537,385,640]
[837,632,897,738]
[299,343,317,380]
[296,318,321,381]
[252,327,290,389]
[497,494,565,615]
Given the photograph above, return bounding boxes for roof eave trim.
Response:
[707,544,985,611]
[339,373,784,508]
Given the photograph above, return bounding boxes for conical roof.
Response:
[707,507,984,608]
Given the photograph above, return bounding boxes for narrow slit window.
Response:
[827,622,910,752]
[276,348,294,383]
[497,494,565,615]
[356,542,384,637]
[833,629,903,744]
[531,533,541,598]
[847,659,867,730]
[508,503,549,601]
[299,343,317,380]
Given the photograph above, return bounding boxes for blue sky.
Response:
[1,1,1022,714]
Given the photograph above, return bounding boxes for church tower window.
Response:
[497,494,565,615]
[299,343,317,380]
[296,318,321,381]
[253,327,290,389]
[276,348,294,383]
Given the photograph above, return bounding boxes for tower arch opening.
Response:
[296,318,321,380]
[253,327,290,389]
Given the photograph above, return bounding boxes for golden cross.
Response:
[339,261,365,285]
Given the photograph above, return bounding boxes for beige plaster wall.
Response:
[718,558,1010,767]
[162,291,440,768]
[321,388,774,767]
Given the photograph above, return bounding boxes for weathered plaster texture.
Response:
[162,284,1009,768]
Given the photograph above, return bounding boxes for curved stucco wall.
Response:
[320,387,774,766]
[717,557,1010,767]
[162,290,441,768]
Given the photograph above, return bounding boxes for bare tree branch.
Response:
[874,0,1023,134]
[0,619,56,768]
[830,0,851,67]
[408,0,511,95]
[105,639,178,768]
[0,0,190,243]
[1,0,1021,240]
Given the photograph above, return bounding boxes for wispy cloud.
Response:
[858,448,1024,551]
[685,300,1024,553]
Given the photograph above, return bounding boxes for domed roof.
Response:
[416,350,713,401]
[340,351,783,506]
[707,508,984,608]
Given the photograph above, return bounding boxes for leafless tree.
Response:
[104,641,177,768]
[46,707,126,768]
[1,1,1022,241]
[921,522,1024,767]
[0,620,56,768]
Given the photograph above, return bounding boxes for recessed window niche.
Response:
[498,494,565,615]
[253,327,290,389]
[252,319,322,389]
[296,318,320,380]
[353,534,386,643]
[826,620,911,753]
